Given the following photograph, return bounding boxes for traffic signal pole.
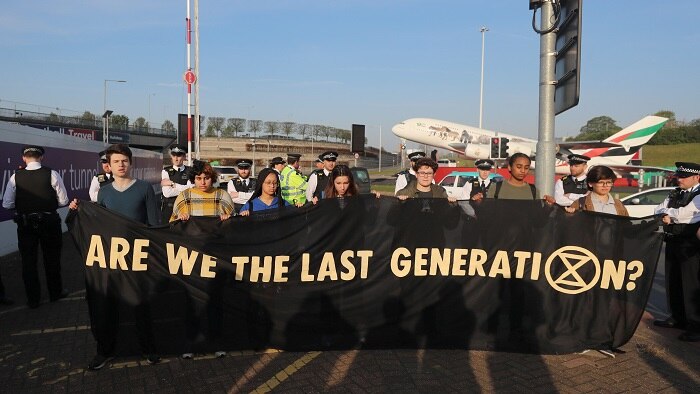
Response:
[535,1,557,198]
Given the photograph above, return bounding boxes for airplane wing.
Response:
[607,164,674,174]
[447,142,467,151]
[556,140,622,156]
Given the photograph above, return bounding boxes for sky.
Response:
[3,1,699,152]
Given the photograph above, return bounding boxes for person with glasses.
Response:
[240,168,300,216]
[652,162,700,342]
[88,151,113,202]
[564,166,628,215]
[396,158,456,202]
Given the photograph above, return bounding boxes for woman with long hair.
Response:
[240,168,296,216]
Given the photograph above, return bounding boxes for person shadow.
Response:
[362,297,417,348]
[284,291,359,351]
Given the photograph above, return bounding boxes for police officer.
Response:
[280,153,307,205]
[395,151,426,195]
[2,145,69,308]
[653,162,700,342]
[161,144,192,224]
[464,159,497,201]
[306,151,338,201]
[554,154,591,206]
[228,158,257,213]
[270,156,286,173]
[88,151,114,202]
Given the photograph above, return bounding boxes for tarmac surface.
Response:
[0,233,698,393]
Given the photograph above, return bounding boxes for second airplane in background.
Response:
[392,116,669,175]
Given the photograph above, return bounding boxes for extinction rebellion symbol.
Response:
[544,246,601,295]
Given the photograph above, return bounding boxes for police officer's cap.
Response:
[674,162,700,178]
[236,158,253,169]
[408,151,426,161]
[474,159,495,170]
[319,151,338,161]
[315,158,323,163]
[270,156,286,165]
[98,151,108,163]
[287,153,302,160]
[568,154,591,165]
[170,144,187,156]
[22,145,45,156]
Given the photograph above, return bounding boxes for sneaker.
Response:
[215,351,226,358]
[145,354,161,365]
[598,349,616,358]
[181,353,194,359]
[87,354,114,371]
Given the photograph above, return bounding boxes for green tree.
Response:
[48,112,60,123]
[134,117,148,130]
[654,110,677,128]
[264,121,279,137]
[248,120,262,136]
[225,118,246,137]
[572,116,621,141]
[296,123,309,140]
[207,117,225,137]
[81,111,96,124]
[161,119,175,132]
[110,114,129,129]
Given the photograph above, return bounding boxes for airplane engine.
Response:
[464,144,489,160]
[506,141,535,157]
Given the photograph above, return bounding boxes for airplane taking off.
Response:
[391,116,669,175]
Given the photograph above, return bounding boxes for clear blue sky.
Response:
[3,1,699,151]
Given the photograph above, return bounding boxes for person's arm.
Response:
[88,176,100,202]
[656,195,700,224]
[394,174,407,195]
[220,191,235,219]
[51,170,70,206]
[1,175,16,209]
[305,173,318,202]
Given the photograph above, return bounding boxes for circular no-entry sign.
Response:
[184,70,197,84]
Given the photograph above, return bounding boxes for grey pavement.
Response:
[0,234,698,393]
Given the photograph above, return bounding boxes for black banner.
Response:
[70,196,663,355]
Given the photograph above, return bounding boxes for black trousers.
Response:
[0,270,6,298]
[86,286,157,357]
[665,236,700,329]
[16,212,63,304]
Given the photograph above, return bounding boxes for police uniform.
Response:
[395,151,426,195]
[270,156,286,171]
[554,154,591,207]
[306,151,338,201]
[280,153,307,205]
[227,158,257,213]
[462,159,496,200]
[1,146,69,308]
[653,162,700,342]
[161,144,193,224]
[88,151,114,202]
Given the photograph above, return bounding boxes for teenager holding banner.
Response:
[396,158,456,202]
[565,166,629,216]
[69,144,160,370]
[240,168,302,216]
[170,161,234,222]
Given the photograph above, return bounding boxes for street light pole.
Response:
[479,26,488,130]
[378,124,383,172]
[148,92,156,130]
[251,138,256,176]
[103,79,126,145]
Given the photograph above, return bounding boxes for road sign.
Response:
[554,0,582,115]
[183,70,197,84]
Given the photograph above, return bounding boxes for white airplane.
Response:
[391,116,669,175]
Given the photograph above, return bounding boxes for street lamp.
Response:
[479,26,488,129]
[147,92,156,131]
[251,138,256,176]
[103,79,126,145]
[102,110,113,145]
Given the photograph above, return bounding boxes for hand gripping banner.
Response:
[69,196,663,355]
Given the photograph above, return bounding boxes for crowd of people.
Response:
[0,142,698,370]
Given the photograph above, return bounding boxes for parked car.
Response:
[620,187,673,217]
[212,166,238,188]
[437,159,457,167]
[438,171,504,200]
[350,167,372,194]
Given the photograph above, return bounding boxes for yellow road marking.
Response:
[249,351,322,394]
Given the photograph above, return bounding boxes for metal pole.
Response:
[378,124,383,171]
[479,26,488,129]
[252,139,256,176]
[186,0,193,165]
[103,80,107,145]
[535,2,557,198]
[194,0,200,160]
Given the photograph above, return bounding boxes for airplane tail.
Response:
[579,116,668,162]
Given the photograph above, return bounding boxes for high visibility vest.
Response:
[280,165,307,205]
